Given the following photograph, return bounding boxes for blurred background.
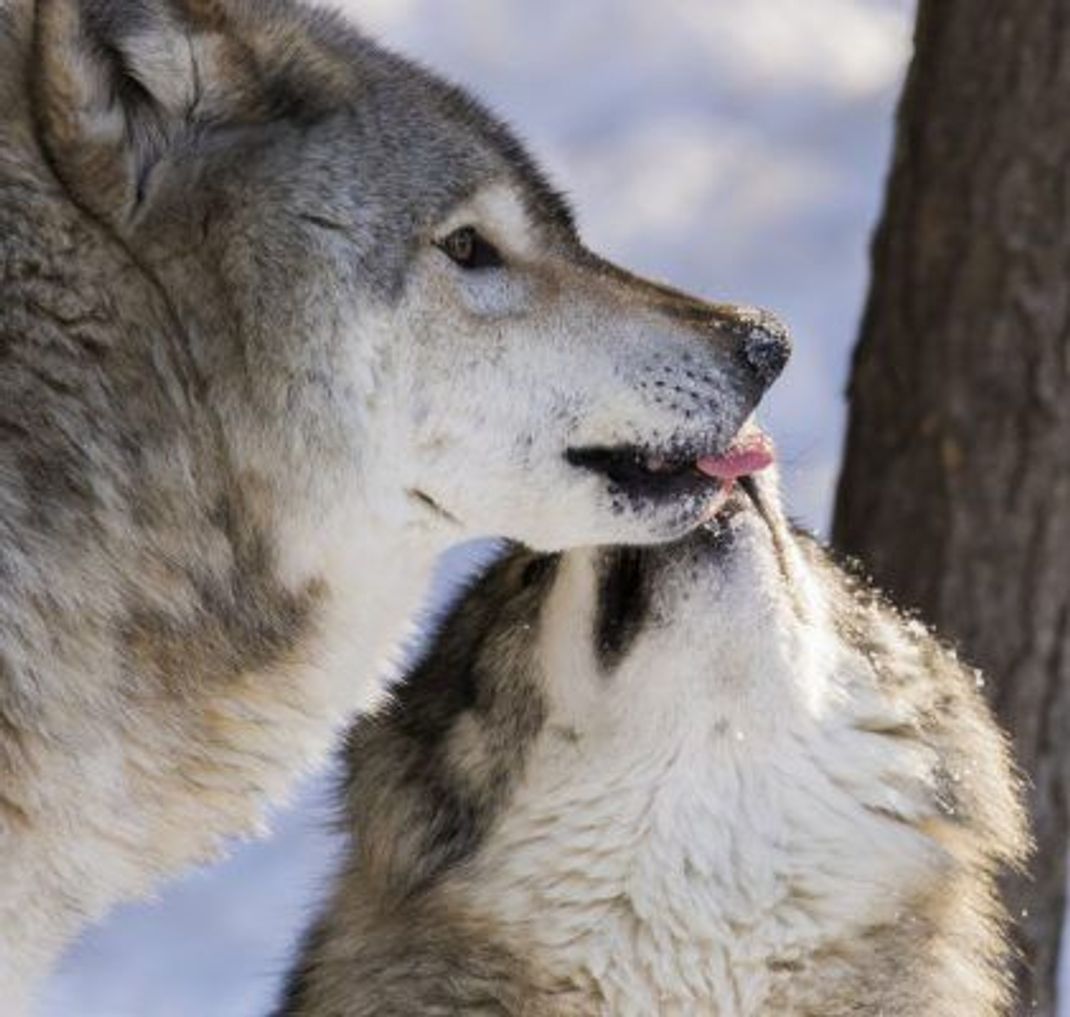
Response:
[46,0,1053,1013]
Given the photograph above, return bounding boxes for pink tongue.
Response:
[695,432,775,481]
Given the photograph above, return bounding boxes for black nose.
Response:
[735,308,792,389]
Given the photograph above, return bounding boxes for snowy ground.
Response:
[45,1,1056,1014]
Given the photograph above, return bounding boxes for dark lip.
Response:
[565,444,725,502]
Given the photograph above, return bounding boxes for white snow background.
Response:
[38,1,1069,1014]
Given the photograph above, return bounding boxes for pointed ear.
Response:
[33,0,255,223]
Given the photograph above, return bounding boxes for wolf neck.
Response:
[14,507,446,1007]
[460,592,943,1015]
[276,499,451,715]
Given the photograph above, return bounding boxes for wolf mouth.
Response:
[566,431,774,505]
[565,445,729,502]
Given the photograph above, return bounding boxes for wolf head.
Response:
[340,468,826,899]
[34,0,789,551]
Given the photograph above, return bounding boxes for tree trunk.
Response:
[833,2,1070,1013]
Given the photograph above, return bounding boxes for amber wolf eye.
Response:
[437,226,503,269]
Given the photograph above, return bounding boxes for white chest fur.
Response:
[459,571,948,1016]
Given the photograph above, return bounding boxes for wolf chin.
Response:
[0,0,790,1006]
[281,466,1028,1016]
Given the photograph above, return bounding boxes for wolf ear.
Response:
[34,0,252,224]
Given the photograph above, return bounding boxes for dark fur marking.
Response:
[767,958,805,974]
[520,553,557,590]
[407,487,462,527]
[339,550,557,902]
[120,494,323,694]
[295,211,354,235]
[594,546,648,672]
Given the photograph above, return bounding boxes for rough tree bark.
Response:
[833,2,1070,1013]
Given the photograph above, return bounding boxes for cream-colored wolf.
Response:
[282,461,1027,1016]
[0,0,790,1007]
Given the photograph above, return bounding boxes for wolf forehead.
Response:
[354,543,668,774]
[69,0,575,236]
[341,543,675,888]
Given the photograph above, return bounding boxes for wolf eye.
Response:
[437,226,503,270]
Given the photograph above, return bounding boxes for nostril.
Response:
[735,310,792,387]
[742,328,790,386]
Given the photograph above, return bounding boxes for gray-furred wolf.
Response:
[281,458,1028,1016]
[0,0,789,1006]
